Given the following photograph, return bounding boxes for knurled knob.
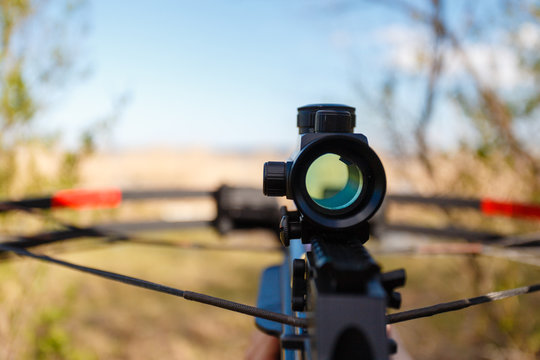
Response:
[314,110,354,133]
[291,258,307,312]
[263,161,287,196]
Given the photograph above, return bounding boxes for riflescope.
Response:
[263,104,386,233]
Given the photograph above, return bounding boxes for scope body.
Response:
[263,104,386,237]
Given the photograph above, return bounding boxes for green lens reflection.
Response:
[305,153,363,210]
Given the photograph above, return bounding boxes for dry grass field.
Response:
[0,147,539,359]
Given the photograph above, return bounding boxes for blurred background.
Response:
[0,0,539,359]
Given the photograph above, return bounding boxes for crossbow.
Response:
[0,104,539,359]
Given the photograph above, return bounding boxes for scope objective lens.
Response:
[305,153,363,211]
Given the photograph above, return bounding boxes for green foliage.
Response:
[34,308,72,360]
[0,0,95,196]
[0,63,36,127]
[32,286,97,360]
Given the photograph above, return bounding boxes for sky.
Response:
[36,0,538,153]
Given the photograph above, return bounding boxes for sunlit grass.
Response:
[1,149,539,359]
[0,229,282,359]
[379,255,540,360]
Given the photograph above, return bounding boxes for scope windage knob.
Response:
[263,162,287,196]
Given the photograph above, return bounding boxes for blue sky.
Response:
[37,1,533,153]
[36,1,404,151]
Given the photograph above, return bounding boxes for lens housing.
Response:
[262,104,386,233]
[288,134,386,230]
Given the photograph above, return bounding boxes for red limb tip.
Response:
[52,188,122,209]
[480,199,540,220]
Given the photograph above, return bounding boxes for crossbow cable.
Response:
[0,243,306,328]
[0,241,538,331]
